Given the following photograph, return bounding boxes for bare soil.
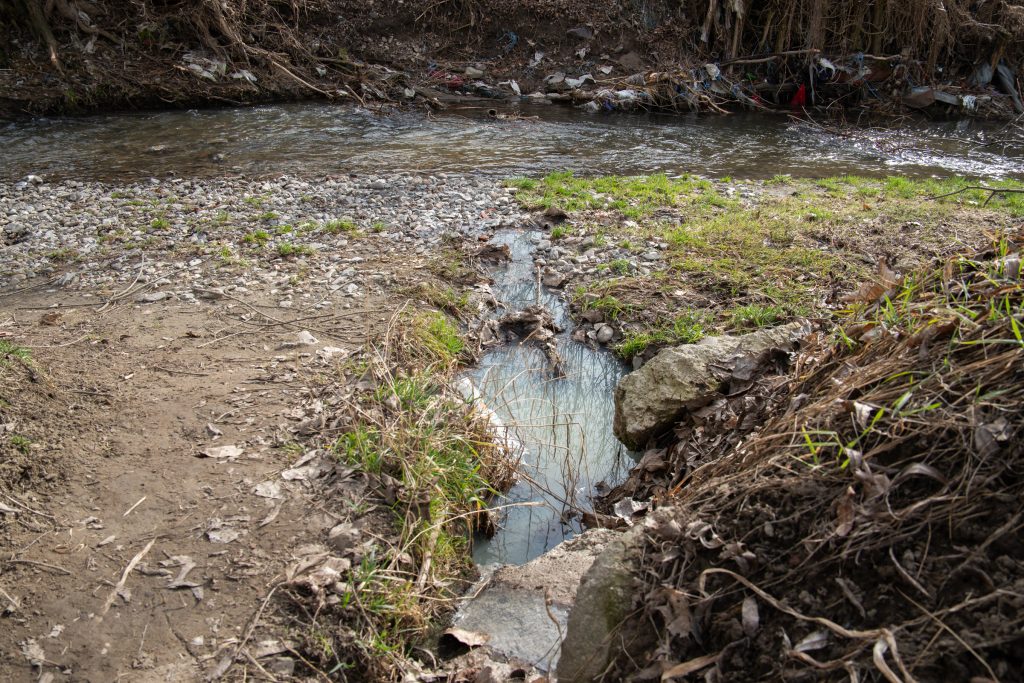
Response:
[0,286,393,680]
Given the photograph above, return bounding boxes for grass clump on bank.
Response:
[511,172,1024,360]
[284,309,513,679]
[0,341,31,367]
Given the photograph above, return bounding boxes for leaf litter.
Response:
[600,230,1024,681]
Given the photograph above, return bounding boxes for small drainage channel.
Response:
[468,228,632,565]
[447,227,633,672]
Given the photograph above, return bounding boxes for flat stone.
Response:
[452,530,614,673]
[137,291,169,303]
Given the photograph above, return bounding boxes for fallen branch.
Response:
[97,538,155,618]
[926,185,1024,207]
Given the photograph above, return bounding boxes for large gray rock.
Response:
[450,529,613,672]
[613,322,810,449]
[556,528,643,683]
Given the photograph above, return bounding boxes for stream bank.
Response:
[2,158,1023,680]
[3,0,1024,120]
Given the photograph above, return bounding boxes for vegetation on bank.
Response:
[509,171,1024,359]
[3,0,1023,118]
[598,231,1024,681]
[285,308,514,678]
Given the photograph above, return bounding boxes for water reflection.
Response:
[468,229,630,565]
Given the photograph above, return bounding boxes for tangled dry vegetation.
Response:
[607,232,1024,681]
[3,0,1024,115]
[275,310,516,680]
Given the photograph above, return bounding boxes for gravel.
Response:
[0,173,530,304]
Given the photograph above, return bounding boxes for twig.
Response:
[899,590,998,682]
[242,649,280,682]
[213,582,283,680]
[2,558,71,575]
[0,492,56,521]
[926,185,1024,206]
[98,538,156,618]
[98,257,146,313]
[699,568,917,682]
[414,523,442,591]
[150,365,208,377]
[123,496,147,517]
[23,334,92,349]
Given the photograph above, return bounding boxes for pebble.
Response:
[0,174,530,301]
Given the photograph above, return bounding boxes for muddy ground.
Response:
[0,289,388,680]
[0,172,528,680]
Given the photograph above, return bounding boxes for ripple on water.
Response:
[2,104,1023,181]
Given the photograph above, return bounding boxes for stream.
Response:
[5,100,1023,671]
[3,103,1024,181]
[467,229,630,566]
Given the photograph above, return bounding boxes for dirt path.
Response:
[0,287,395,680]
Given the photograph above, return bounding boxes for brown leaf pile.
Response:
[606,231,1024,682]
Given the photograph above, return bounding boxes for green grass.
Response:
[610,258,631,276]
[46,248,78,263]
[730,304,786,330]
[0,340,31,366]
[150,217,170,230]
[507,171,723,217]
[335,425,383,473]
[9,434,31,455]
[579,294,630,320]
[242,229,271,246]
[413,312,464,363]
[323,218,360,235]
[510,172,1024,365]
[617,310,711,359]
[277,242,315,257]
[415,283,471,318]
[551,225,569,240]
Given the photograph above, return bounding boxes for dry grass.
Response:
[274,308,519,680]
[605,231,1024,681]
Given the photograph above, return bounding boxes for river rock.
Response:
[137,291,170,303]
[595,324,614,344]
[451,529,614,672]
[556,527,645,683]
[612,322,810,449]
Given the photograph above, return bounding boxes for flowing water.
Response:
[3,103,1024,181]
[467,230,630,566]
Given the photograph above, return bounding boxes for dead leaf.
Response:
[974,417,1011,458]
[661,652,721,681]
[835,486,856,537]
[794,630,829,653]
[253,481,283,499]
[441,627,490,649]
[199,444,243,460]
[741,596,759,637]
